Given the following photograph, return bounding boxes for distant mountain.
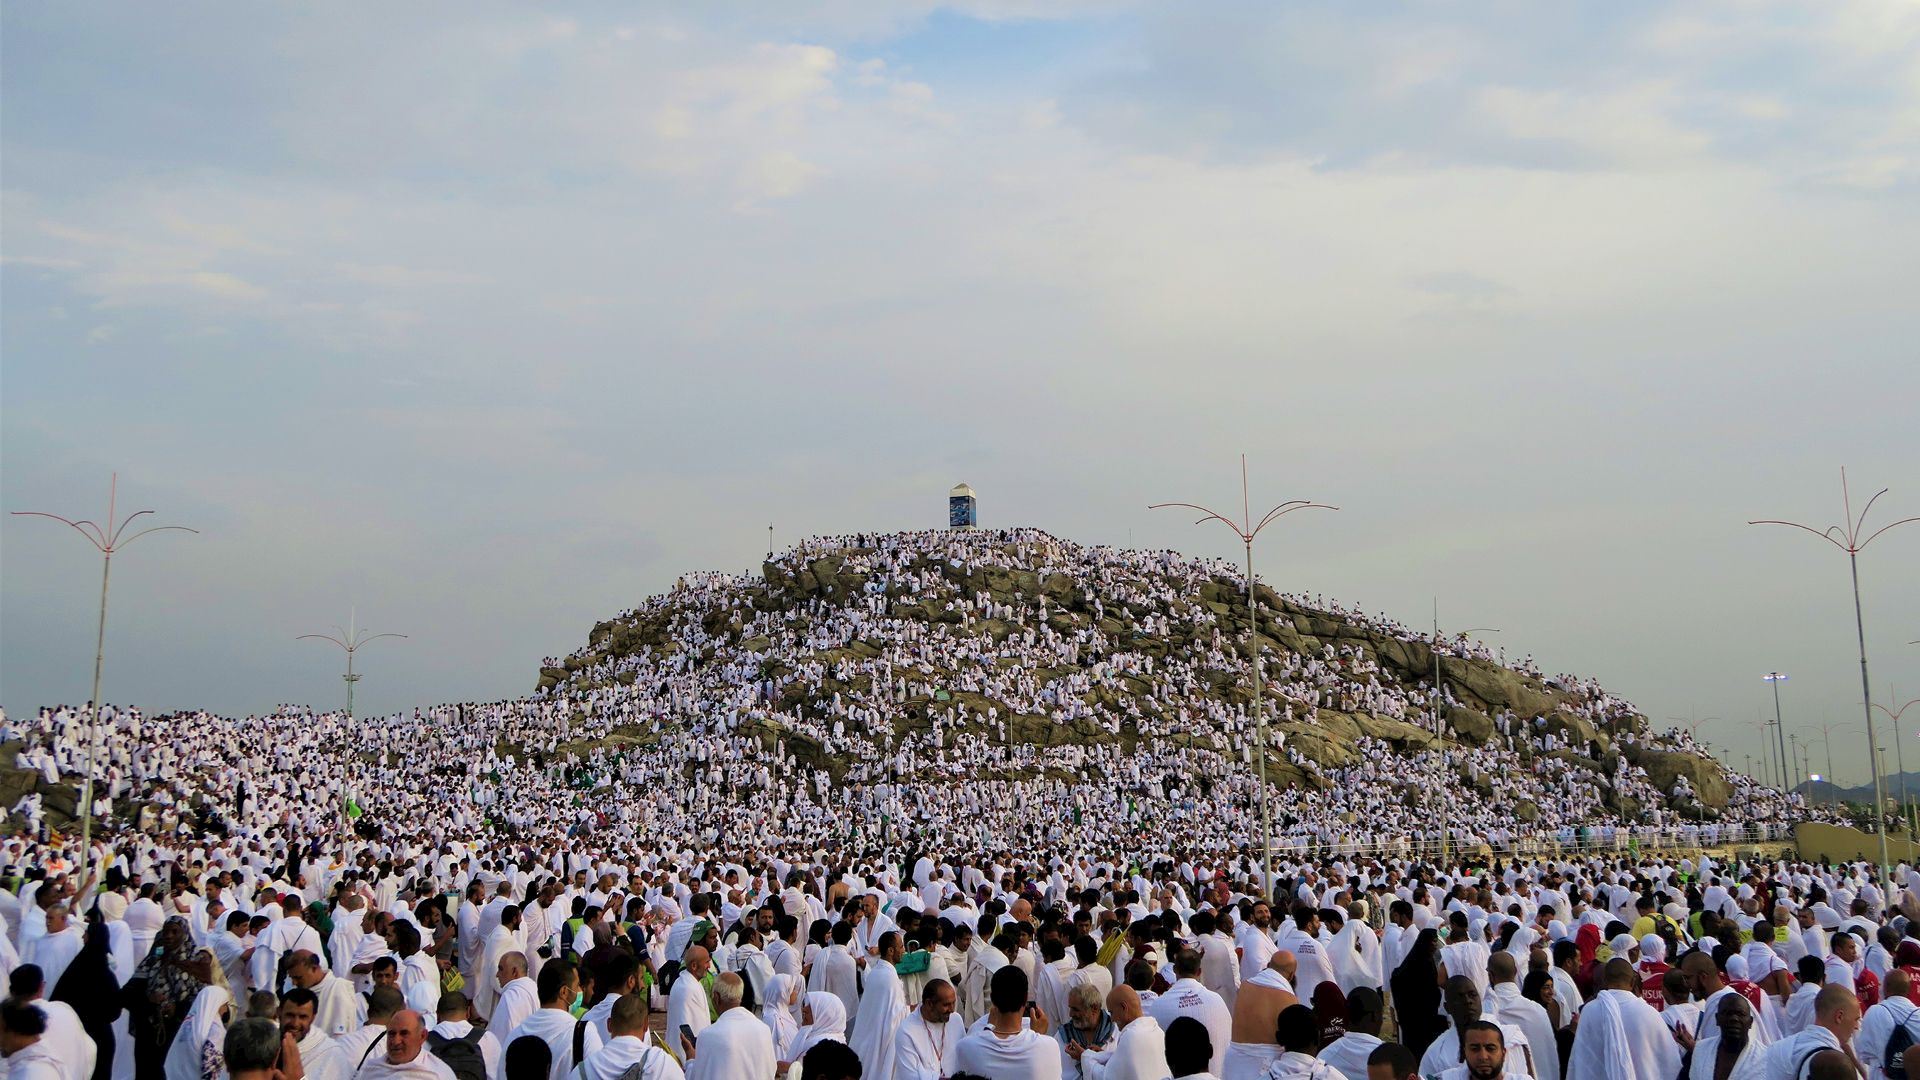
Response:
[1795,773,1920,805]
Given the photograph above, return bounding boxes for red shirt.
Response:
[1639,961,1670,1011]
[1731,980,1767,1013]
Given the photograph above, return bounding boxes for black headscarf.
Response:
[1391,926,1444,1058]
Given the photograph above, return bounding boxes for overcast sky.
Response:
[3,2,1916,785]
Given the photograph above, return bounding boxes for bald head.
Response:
[1273,950,1297,983]
[1815,982,1861,1032]
[1488,952,1517,985]
[1602,958,1637,991]
[609,993,649,1037]
[1108,985,1142,1026]
[1889,971,1913,1001]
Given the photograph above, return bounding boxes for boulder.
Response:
[1440,658,1556,719]
[1632,748,1732,810]
[1446,706,1496,746]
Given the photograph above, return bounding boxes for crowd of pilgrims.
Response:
[3,530,1823,870]
[11,840,1920,1080]
[0,527,1859,1080]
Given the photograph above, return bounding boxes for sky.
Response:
[3,1,1916,785]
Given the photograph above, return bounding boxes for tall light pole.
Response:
[1745,716,1777,796]
[1752,468,1917,883]
[1870,696,1920,833]
[1789,732,1802,790]
[1764,674,1793,795]
[1151,455,1337,898]
[297,610,407,719]
[299,613,406,850]
[1813,721,1844,807]
[11,474,198,890]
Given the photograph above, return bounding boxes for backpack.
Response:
[1884,1010,1920,1080]
[427,1030,488,1080]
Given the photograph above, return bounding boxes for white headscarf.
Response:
[791,991,849,1062]
[164,985,232,1080]
[762,973,802,1059]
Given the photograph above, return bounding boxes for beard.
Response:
[1468,1063,1504,1080]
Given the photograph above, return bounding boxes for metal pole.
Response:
[1246,536,1271,900]
[1889,703,1909,833]
[1149,457,1336,898]
[12,475,196,894]
[1749,467,1916,886]
[1851,550,1892,880]
[1770,676,1791,794]
[77,549,112,890]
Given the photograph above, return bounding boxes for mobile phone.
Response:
[680,1024,695,1046]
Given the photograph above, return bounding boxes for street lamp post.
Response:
[1789,733,1802,790]
[1813,722,1844,808]
[1752,468,1918,884]
[11,474,197,890]
[299,612,407,849]
[298,611,407,719]
[1869,696,1920,832]
[1151,456,1337,900]
[1765,674,1792,796]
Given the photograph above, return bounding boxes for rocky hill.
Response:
[535,528,1754,832]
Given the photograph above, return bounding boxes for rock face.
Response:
[0,741,85,833]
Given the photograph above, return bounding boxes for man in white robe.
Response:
[1689,993,1769,1080]
[254,902,323,992]
[851,933,911,1080]
[20,907,82,991]
[290,949,367,1039]
[577,994,686,1080]
[470,905,523,1023]
[688,974,776,1080]
[1567,962,1680,1080]
[1486,953,1559,1080]
[669,947,716,1066]
[893,979,964,1080]
[1317,988,1385,1080]
[279,988,344,1080]
[352,1009,455,1080]
[1080,987,1168,1080]
[501,960,605,1080]
[1150,950,1232,1080]
[489,953,539,1046]
[1760,984,1863,1080]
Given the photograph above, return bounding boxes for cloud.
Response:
[2,1,1916,742]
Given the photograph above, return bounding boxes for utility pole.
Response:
[1752,468,1917,885]
[1152,456,1337,899]
[12,474,197,889]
